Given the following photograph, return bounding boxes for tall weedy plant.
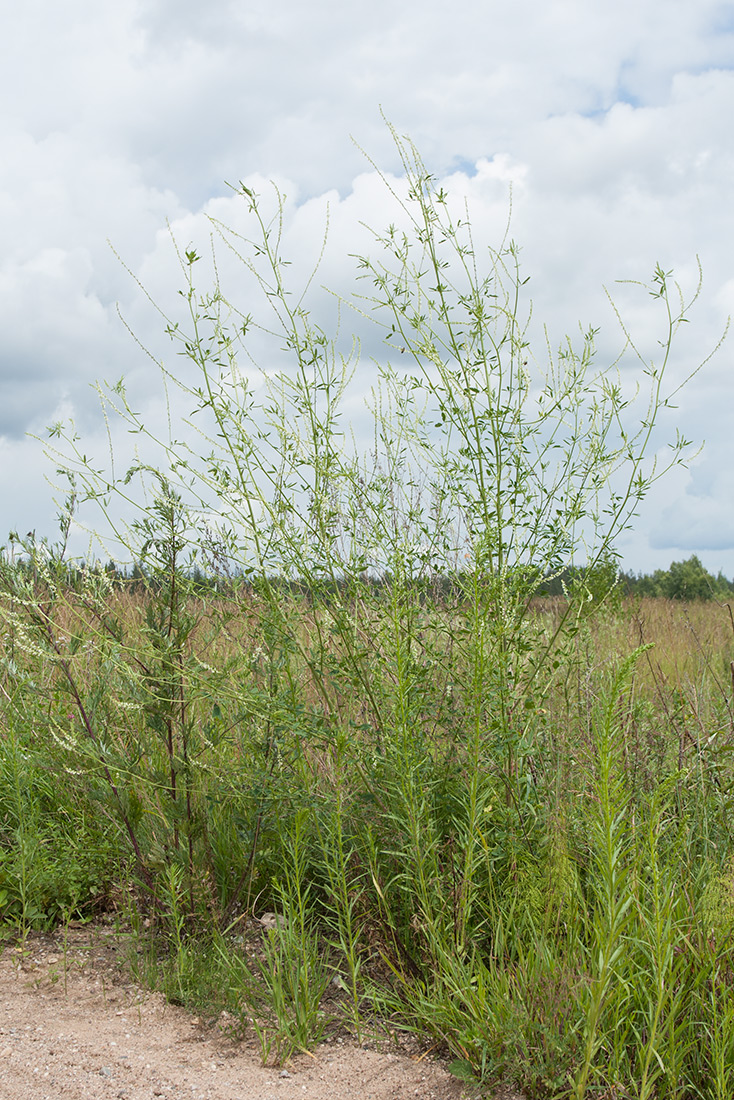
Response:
[51,128,716,792]
[21,125,728,1086]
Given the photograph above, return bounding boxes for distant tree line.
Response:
[4,539,733,605]
[530,555,734,603]
[618,555,734,601]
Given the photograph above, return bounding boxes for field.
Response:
[1,572,733,1099]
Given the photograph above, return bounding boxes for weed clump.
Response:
[1,127,732,1096]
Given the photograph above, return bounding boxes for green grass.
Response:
[1,581,733,1095]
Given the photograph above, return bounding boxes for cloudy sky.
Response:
[1,0,733,574]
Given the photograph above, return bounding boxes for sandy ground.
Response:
[0,925,521,1100]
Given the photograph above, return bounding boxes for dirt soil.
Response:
[0,924,523,1100]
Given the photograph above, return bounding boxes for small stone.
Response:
[259,911,286,931]
[279,1069,291,1078]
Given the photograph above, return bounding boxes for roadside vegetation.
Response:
[1,128,732,1098]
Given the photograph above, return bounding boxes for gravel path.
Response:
[0,927,478,1100]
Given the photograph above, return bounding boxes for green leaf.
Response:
[447,1059,476,1082]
